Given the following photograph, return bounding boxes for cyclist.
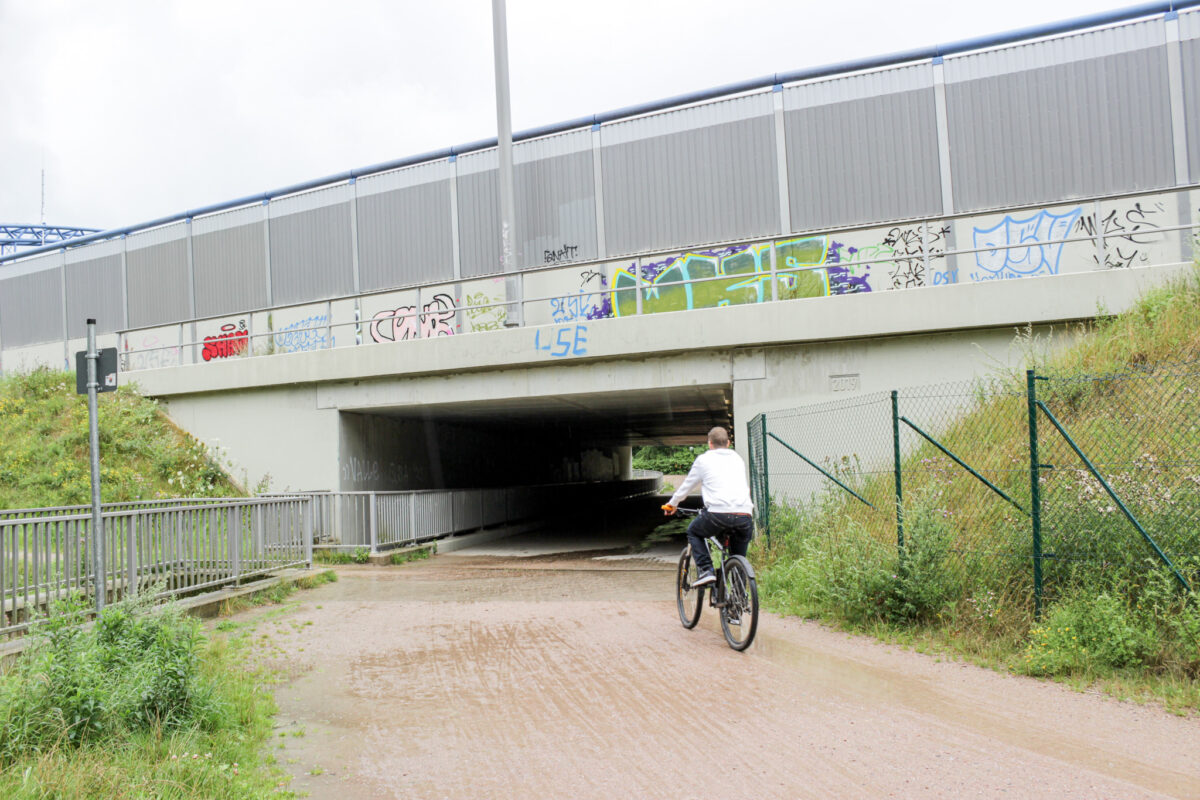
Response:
[661,426,754,587]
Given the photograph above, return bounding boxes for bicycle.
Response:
[670,507,759,651]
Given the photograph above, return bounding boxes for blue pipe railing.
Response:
[2,0,1196,266]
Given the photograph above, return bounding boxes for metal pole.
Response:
[492,0,522,327]
[760,414,770,544]
[1026,370,1044,619]
[892,390,904,552]
[86,319,105,612]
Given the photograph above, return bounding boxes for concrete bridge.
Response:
[1,2,1199,496]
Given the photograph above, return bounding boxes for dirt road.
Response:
[247,545,1200,799]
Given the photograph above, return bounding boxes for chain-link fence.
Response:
[748,365,1200,616]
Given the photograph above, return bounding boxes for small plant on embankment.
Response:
[0,369,241,508]
[751,264,1200,713]
[0,590,296,798]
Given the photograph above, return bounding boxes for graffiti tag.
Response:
[534,325,588,358]
[201,321,248,362]
[543,243,580,264]
[971,209,1083,280]
[370,293,456,342]
[273,314,331,353]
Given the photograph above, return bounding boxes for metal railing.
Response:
[114,183,1200,372]
[0,495,312,638]
[297,475,663,553]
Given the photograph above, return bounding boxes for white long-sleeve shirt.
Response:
[667,447,754,514]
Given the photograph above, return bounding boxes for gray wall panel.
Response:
[0,263,63,347]
[127,240,190,328]
[601,116,778,256]
[1183,36,1200,182]
[65,254,124,337]
[947,47,1175,210]
[785,89,942,230]
[193,222,267,318]
[516,151,597,267]
[357,181,453,290]
[458,169,501,278]
[269,203,354,305]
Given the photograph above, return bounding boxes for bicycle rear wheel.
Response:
[720,556,758,650]
[676,546,703,629]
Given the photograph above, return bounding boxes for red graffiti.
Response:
[201,322,248,362]
[370,293,456,342]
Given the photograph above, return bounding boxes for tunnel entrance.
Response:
[333,384,731,555]
[337,384,733,492]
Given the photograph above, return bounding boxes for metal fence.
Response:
[298,474,662,552]
[748,366,1200,615]
[0,496,312,638]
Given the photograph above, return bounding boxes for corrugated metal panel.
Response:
[0,255,63,347]
[64,239,125,337]
[600,93,777,256]
[785,64,941,229]
[126,223,190,328]
[269,185,354,305]
[514,130,597,268]
[1182,11,1200,181]
[456,150,502,278]
[946,45,1175,211]
[356,161,453,290]
[192,205,268,318]
[943,17,1166,81]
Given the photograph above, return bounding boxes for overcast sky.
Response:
[0,0,1137,231]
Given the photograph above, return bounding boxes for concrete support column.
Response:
[615,445,633,481]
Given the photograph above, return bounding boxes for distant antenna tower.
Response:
[0,168,102,258]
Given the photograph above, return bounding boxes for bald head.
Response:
[707,427,730,448]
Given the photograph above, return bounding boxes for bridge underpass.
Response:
[333,383,731,555]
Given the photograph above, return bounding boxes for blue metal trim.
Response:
[932,55,944,65]
[4,0,1196,265]
[1165,9,1179,18]
[590,122,600,131]
[772,83,783,92]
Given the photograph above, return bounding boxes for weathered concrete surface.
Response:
[239,542,1200,800]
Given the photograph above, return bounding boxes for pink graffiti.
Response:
[370,293,456,342]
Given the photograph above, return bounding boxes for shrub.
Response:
[1020,591,1155,676]
[0,591,221,763]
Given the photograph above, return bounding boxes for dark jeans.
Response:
[687,510,753,574]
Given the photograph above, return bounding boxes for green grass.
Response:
[0,369,243,508]
[0,594,297,797]
[752,263,1200,714]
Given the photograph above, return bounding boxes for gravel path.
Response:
[246,550,1200,799]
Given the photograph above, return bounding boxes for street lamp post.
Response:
[491,0,522,326]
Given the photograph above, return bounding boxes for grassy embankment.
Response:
[0,368,315,796]
[750,266,1200,713]
[0,369,242,508]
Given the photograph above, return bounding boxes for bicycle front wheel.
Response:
[720,556,759,651]
[676,546,703,629]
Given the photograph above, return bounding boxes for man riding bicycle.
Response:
[661,426,754,587]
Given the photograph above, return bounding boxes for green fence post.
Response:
[1026,369,1044,619]
[892,390,904,552]
[760,414,770,547]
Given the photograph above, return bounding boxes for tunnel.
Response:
[332,383,734,552]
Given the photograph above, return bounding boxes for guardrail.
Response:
[292,475,663,553]
[0,476,662,637]
[0,496,312,638]
[114,183,1200,372]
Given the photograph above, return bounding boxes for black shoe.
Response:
[691,570,716,587]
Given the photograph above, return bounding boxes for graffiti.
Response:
[1076,201,1169,270]
[534,325,588,358]
[463,291,506,331]
[272,314,331,353]
[201,320,248,362]
[551,270,611,322]
[341,455,412,487]
[122,332,181,371]
[543,243,579,264]
[824,241,874,294]
[971,209,1083,281]
[370,293,456,342]
[610,240,821,317]
[879,224,950,288]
